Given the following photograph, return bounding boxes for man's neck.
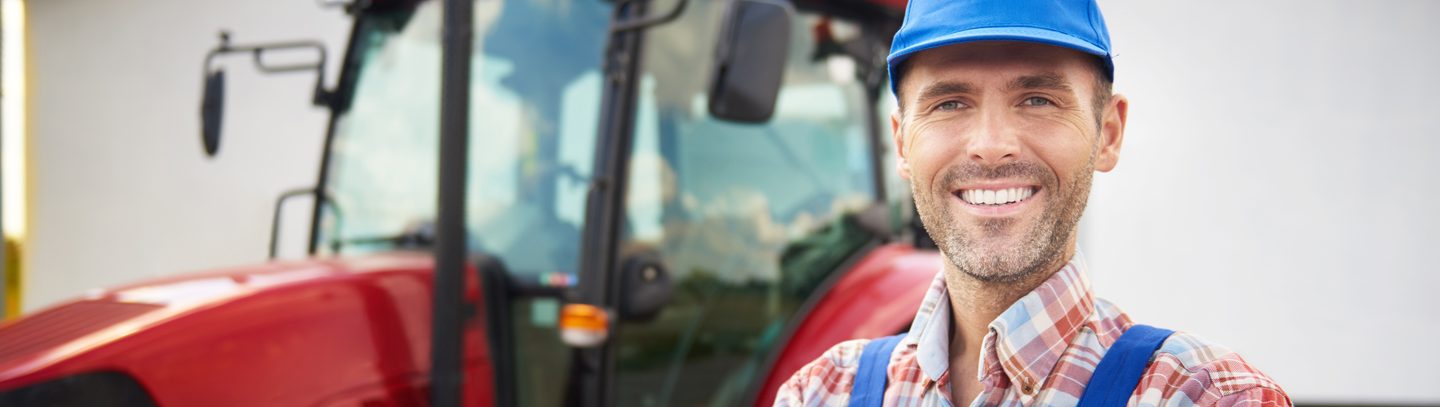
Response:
[944,240,1077,403]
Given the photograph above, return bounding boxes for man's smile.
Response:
[950,183,1043,217]
[956,186,1037,206]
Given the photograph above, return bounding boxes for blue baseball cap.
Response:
[888,0,1115,95]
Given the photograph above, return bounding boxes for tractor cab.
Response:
[0,0,940,406]
[319,0,911,405]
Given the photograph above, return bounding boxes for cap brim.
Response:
[887,26,1113,94]
[888,26,1110,66]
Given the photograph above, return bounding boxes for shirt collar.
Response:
[903,271,953,382]
[906,250,1099,394]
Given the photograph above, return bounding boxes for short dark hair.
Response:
[893,54,1113,124]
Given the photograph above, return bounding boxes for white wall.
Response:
[1083,0,1440,404]
[25,0,349,309]
[22,0,1438,404]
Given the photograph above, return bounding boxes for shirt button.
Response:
[1022,385,1035,395]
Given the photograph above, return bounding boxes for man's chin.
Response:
[952,253,1044,283]
[945,232,1056,283]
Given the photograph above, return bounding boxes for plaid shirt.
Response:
[775,251,1290,407]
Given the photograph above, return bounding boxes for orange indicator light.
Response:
[559,303,609,348]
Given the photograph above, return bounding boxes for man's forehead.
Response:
[902,41,1095,95]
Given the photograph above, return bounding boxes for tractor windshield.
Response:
[320,0,610,285]
[321,0,895,405]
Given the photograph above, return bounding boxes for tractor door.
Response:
[598,3,896,407]
[314,0,612,404]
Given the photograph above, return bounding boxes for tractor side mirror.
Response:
[618,254,673,322]
[199,31,332,157]
[201,70,226,157]
[707,0,793,123]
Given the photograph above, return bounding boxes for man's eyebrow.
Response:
[1006,73,1074,93]
[914,81,974,103]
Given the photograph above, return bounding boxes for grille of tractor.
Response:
[0,300,162,367]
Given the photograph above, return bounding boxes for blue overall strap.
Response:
[1076,324,1176,407]
[850,333,908,407]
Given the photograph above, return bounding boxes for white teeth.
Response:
[961,187,1035,205]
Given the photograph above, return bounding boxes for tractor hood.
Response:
[0,253,492,406]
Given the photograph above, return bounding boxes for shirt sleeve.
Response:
[1209,387,1292,407]
[772,364,816,407]
[773,339,870,407]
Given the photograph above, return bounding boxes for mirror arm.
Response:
[610,0,689,33]
[315,0,373,15]
[312,74,335,108]
[205,32,335,109]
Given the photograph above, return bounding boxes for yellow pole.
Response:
[2,0,27,320]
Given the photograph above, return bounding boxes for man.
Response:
[775,0,1290,406]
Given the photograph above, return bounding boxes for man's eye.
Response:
[1024,97,1053,106]
[938,101,961,110]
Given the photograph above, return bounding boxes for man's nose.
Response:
[967,108,1021,166]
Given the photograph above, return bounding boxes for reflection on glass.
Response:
[323,0,607,280]
[318,0,886,405]
[877,83,915,233]
[614,4,879,407]
[319,1,610,407]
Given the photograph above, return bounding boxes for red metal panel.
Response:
[0,253,494,407]
[752,243,942,407]
[0,301,162,368]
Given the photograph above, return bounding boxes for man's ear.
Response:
[1095,93,1128,173]
[891,108,912,180]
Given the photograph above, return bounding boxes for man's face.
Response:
[893,41,1127,282]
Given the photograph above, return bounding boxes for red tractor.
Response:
[0,0,941,405]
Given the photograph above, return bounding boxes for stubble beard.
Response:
[912,154,1095,284]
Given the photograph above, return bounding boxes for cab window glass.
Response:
[323,0,607,283]
[878,84,915,234]
[616,3,879,406]
[320,3,610,407]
